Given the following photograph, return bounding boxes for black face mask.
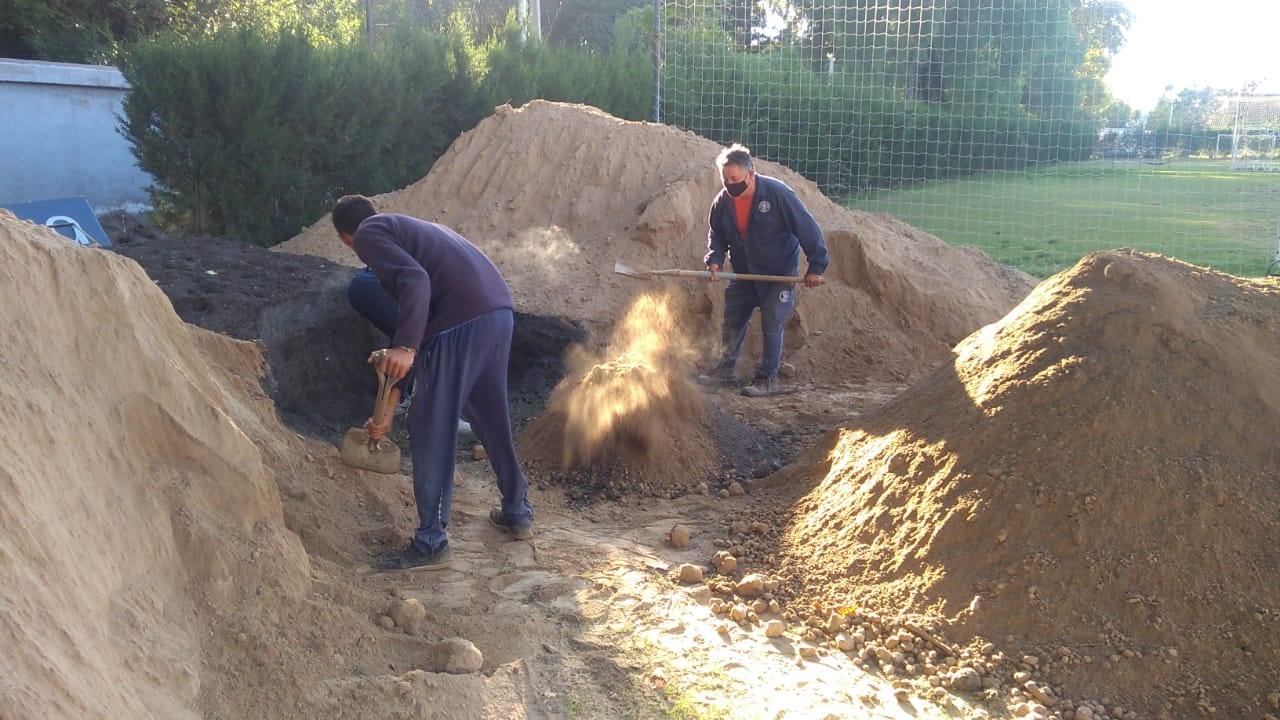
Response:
[724,179,749,197]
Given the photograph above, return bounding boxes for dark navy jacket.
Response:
[352,213,513,352]
[704,174,829,278]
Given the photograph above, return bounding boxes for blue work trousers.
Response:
[407,308,532,552]
[718,280,796,379]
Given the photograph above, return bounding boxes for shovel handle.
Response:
[365,368,399,448]
[665,269,806,283]
[614,262,816,284]
[716,270,807,283]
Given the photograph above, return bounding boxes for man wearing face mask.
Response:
[699,143,829,397]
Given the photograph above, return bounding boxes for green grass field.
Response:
[845,159,1280,278]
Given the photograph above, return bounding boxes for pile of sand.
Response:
[0,213,308,718]
[769,249,1280,717]
[0,214,515,719]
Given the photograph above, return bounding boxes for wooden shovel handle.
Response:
[368,369,398,445]
[667,269,807,283]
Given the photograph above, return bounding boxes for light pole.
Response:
[1163,85,1174,159]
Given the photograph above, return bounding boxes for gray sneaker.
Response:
[378,541,453,571]
[696,368,740,388]
[489,508,534,540]
[741,376,780,397]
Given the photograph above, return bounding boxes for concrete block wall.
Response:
[0,58,154,212]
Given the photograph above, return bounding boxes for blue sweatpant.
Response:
[348,267,415,396]
[407,308,533,552]
[718,280,796,379]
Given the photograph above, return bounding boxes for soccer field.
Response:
[846,159,1280,278]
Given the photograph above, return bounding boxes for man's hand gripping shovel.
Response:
[339,349,403,474]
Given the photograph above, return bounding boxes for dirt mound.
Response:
[768,249,1280,717]
[3,213,551,720]
[0,214,312,718]
[278,100,1034,388]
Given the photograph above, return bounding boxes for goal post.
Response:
[1230,132,1279,171]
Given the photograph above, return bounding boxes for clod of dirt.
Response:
[669,524,691,548]
[677,564,703,583]
[712,552,737,574]
[428,638,484,674]
[734,575,766,597]
[387,598,426,634]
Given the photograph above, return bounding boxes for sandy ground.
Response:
[5,101,1280,720]
[0,212,991,719]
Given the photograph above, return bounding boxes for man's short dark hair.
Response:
[332,195,377,235]
[716,143,753,171]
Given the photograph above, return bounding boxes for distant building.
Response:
[0,58,153,212]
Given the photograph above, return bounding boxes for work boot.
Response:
[378,541,454,571]
[695,367,740,388]
[489,508,534,540]
[741,375,781,397]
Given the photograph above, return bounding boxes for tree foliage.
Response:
[478,11,652,120]
[363,0,518,42]
[544,0,649,51]
[119,24,484,244]
[0,0,361,62]
[0,0,170,62]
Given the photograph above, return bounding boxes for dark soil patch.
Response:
[522,401,822,504]
[524,407,814,502]
[103,211,581,441]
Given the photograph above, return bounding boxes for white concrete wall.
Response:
[0,59,154,212]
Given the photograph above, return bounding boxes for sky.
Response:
[1104,0,1280,112]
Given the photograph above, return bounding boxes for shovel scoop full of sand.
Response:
[339,359,402,474]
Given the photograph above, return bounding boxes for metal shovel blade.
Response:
[613,261,653,280]
[339,427,401,474]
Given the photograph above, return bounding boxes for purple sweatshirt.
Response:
[352,213,513,351]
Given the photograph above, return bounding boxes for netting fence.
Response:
[654,0,1280,277]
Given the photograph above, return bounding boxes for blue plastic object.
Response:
[1,197,112,247]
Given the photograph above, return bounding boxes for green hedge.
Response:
[660,43,1100,196]
[118,20,653,246]
[480,24,651,122]
[119,25,485,246]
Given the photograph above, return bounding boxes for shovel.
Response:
[614,261,809,284]
[339,361,402,474]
